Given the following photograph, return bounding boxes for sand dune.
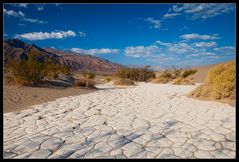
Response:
[3,85,95,113]
[4,83,235,159]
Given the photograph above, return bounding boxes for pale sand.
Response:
[4,83,235,159]
[3,85,96,113]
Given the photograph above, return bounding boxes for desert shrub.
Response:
[82,71,95,79]
[190,83,212,98]
[159,70,173,79]
[172,77,195,85]
[190,61,235,100]
[171,67,183,79]
[150,77,172,84]
[208,61,235,99]
[75,78,95,88]
[115,66,155,82]
[104,75,112,82]
[181,69,198,78]
[113,78,135,86]
[4,49,71,86]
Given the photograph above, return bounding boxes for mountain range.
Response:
[3,39,123,73]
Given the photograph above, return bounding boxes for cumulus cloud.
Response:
[124,45,162,58]
[213,46,235,55]
[193,41,217,47]
[3,8,47,24]
[163,13,180,19]
[144,17,161,29]
[37,6,44,11]
[15,30,77,40]
[10,3,29,8]
[180,33,220,40]
[168,42,199,54]
[78,32,86,37]
[155,40,172,47]
[168,3,235,20]
[71,48,120,55]
[3,8,24,17]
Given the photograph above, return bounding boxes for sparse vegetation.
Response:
[4,49,71,86]
[191,61,235,100]
[75,78,95,88]
[181,69,198,78]
[114,66,156,82]
[172,77,195,85]
[104,75,113,82]
[82,71,95,80]
[152,67,197,84]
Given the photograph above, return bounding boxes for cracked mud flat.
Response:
[4,83,235,159]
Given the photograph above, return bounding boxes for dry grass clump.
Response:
[191,61,235,100]
[152,68,197,84]
[82,71,95,79]
[104,75,113,82]
[172,77,195,85]
[75,78,95,88]
[113,78,135,86]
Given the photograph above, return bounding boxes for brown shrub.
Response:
[190,61,235,100]
[104,75,113,82]
[75,78,95,88]
[172,77,195,85]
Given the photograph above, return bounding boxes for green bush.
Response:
[115,66,155,82]
[4,49,71,86]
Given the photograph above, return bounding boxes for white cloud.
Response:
[22,17,47,24]
[144,17,161,29]
[3,8,24,17]
[172,5,184,12]
[168,42,198,54]
[163,13,180,19]
[71,48,120,55]
[155,40,172,47]
[124,45,162,58]
[213,46,235,55]
[4,8,47,24]
[10,3,29,8]
[78,32,86,37]
[37,6,44,11]
[18,23,26,26]
[169,3,235,20]
[15,30,77,40]
[193,41,217,47]
[180,33,220,40]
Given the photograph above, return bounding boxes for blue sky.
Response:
[3,3,236,68]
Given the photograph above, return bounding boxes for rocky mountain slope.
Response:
[4,39,123,72]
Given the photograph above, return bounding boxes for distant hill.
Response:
[4,39,123,73]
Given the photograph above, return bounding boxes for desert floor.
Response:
[4,82,235,159]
